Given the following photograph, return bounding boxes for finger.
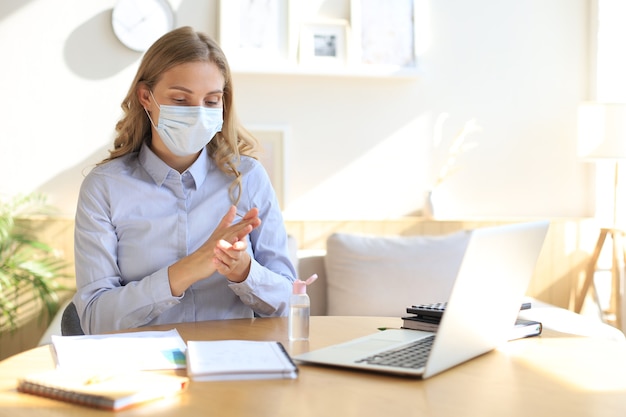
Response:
[217,239,233,250]
[233,211,260,231]
[215,240,240,262]
[232,241,246,250]
[236,216,261,234]
[233,225,253,242]
[213,249,232,268]
[223,220,257,243]
[219,212,256,245]
[213,256,230,272]
[242,207,259,220]
[213,248,240,275]
[217,239,246,252]
[216,206,237,230]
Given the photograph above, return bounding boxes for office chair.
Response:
[61,301,85,336]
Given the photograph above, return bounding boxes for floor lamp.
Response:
[575,102,626,330]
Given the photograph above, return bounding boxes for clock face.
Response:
[112,0,175,52]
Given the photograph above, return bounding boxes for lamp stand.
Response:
[575,161,626,330]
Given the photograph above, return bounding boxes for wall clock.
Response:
[112,0,175,52]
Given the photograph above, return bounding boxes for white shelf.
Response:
[220,0,424,80]
[230,63,420,79]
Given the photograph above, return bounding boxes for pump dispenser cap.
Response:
[292,274,318,295]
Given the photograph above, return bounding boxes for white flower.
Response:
[432,115,481,187]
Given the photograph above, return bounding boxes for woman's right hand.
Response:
[167,206,261,296]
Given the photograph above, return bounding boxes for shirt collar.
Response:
[138,143,211,188]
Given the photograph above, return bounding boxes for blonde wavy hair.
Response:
[102,26,258,205]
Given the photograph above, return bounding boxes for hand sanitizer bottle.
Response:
[289,274,318,341]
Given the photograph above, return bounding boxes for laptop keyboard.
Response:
[355,335,435,369]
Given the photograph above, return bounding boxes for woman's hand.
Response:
[168,206,261,296]
[213,239,251,282]
[213,206,261,282]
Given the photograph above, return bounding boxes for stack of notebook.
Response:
[402,301,542,340]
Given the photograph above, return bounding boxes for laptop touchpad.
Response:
[334,339,397,352]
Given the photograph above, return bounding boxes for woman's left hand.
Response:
[213,238,251,282]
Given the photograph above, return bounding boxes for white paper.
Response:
[51,329,187,371]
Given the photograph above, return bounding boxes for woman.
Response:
[73,27,295,334]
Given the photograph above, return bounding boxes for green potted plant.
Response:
[0,193,69,332]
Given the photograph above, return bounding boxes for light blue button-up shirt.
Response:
[73,143,296,334]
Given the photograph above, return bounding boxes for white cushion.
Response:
[325,231,470,316]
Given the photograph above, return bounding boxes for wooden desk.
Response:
[1,316,626,417]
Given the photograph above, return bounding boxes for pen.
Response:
[83,374,116,385]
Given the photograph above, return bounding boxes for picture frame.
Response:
[350,0,418,68]
[219,0,291,67]
[298,19,349,67]
[248,125,289,209]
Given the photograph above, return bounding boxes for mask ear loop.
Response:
[143,90,159,129]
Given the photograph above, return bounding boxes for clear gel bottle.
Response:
[289,274,317,341]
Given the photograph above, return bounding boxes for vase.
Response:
[423,190,435,219]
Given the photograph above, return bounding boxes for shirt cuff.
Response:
[156,266,183,303]
[228,260,260,300]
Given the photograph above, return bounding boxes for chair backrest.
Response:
[61,301,85,336]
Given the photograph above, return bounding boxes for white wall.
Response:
[0,0,592,220]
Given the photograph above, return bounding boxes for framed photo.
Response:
[350,0,417,68]
[249,125,289,209]
[298,19,349,67]
[219,0,291,66]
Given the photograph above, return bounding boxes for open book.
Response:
[186,340,298,381]
[17,370,188,411]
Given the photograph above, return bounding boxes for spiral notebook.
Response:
[17,370,188,411]
[186,340,298,381]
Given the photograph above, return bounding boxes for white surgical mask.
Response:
[145,92,223,157]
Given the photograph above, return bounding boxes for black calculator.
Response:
[406,302,447,318]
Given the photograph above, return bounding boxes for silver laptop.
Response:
[294,220,549,379]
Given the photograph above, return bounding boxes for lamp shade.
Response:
[578,102,626,160]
